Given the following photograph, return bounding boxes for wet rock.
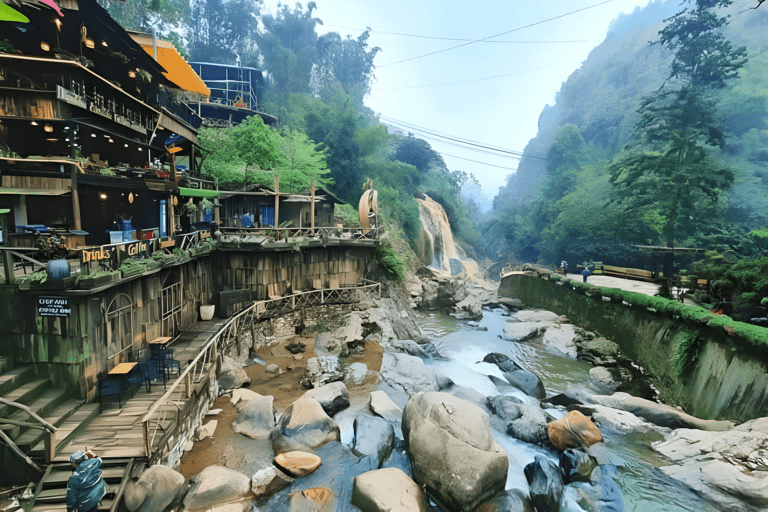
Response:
[290,487,335,511]
[195,420,217,441]
[345,362,369,385]
[123,465,186,512]
[503,369,546,399]
[496,297,526,310]
[417,342,445,360]
[369,390,403,423]
[507,403,549,445]
[474,489,534,512]
[547,410,603,451]
[183,466,251,511]
[250,466,293,498]
[513,309,561,322]
[352,467,429,512]
[300,356,344,388]
[273,451,322,478]
[301,382,350,417]
[387,339,431,358]
[578,464,626,512]
[525,455,564,512]
[454,295,483,321]
[588,404,653,432]
[542,324,579,358]
[486,395,523,421]
[578,336,621,366]
[482,352,523,373]
[218,356,251,390]
[271,397,341,454]
[380,352,453,398]
[232,394,275,440]
[353,415,395,466]
[402,391,508,511]
[381,438,413,478]
[503,321,549,341]
[560,449,598,483]
[589,367,620,392]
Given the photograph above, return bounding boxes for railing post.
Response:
[185,371,192,398]
[143,420,151,458]
[44,429,55,464]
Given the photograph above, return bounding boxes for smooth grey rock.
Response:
[560,449,598,483]
[250,466,293,498]
[513,309,561,322]
[271,397,341,454]
[507,403,549,445]
[525,455,564,512]
[369,390,403,423]
[265,364,280,375]
[388,339,430,358]
[486,395,523,421]
[183,466,251,511]
[352,467,429,512]
[503,321,550,341]
[482,353,523,373]
[542,324,578,358]
[301,382,350,417]
[503,369,547,399]
[218,356,251,390]
[380,352,453,398]
[345,362,369,385]
[353,415,395,466]
[232,394,274,440]
[124,465,186,512]
[300,356,344,388]
[453,295,483,321]
[475,489,534,512]
[402,392,508,512]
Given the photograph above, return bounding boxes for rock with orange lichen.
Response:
[546,410,603,451]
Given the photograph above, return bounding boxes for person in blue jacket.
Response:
[67,449,106,512]
[581,267,591,283]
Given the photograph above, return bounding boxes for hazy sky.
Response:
[261,0,654,200]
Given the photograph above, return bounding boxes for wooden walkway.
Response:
[51,318,227,462]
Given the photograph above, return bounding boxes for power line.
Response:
[437,152,519,171]
[378,0,615,68]
[374,67,546,91]
[322,24,588,44]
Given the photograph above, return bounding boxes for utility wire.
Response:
[323,24,588,44]
[374,67,546,91]
[378,0,615,68]
[437,152,519,171]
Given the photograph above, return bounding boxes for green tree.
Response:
[98,0,190,32]
[275,129,333,193]
[316,28,380,101]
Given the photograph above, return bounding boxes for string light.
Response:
[40,42,50,51]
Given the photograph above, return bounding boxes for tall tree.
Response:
[315,28,380,101]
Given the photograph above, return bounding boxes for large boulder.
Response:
[453,295,483,321]
[402,392,508,511]
[524,455,564,512]
[301,382,350,417]
[352,467,430,512]
[124,465,186,512]
[300,356,345,389]
[486,395,523,421]
[271,397,341,454]
[353,415,395,466]
[250,466,293,498]
[380,352,453,398]
[503,369,546,399]
[503,321,549,341]
[547,410,603,451]
[183,466,252,511]
[542,324,579,358]
[369,390,403,423]
[231,394,274,440]
[273,451,322,478]
[314,314,364,356]
[218,356,251,390]
[475,489,534,512]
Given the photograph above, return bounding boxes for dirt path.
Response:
[178,335,383,478]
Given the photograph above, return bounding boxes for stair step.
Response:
[42,466,128,486]
[30,403,100,459]
[14,398,84,450]
[0,365,36,399]
[0,377,49,418]
[6,387,69,429]
[0,356,13,375]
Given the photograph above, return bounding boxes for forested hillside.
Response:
[485,0,768,270]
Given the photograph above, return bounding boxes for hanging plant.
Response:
[199,198,214,213]
[182,201,198,214]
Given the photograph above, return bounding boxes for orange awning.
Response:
[130,34,210,99]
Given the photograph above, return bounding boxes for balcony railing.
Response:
[217,226,380,245]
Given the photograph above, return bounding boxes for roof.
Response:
[129,33,211,98]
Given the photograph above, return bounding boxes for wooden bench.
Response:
[602,264,655,282]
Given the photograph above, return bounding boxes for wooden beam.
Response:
[310,175,315,234]
[0,397,57,432]
[274,174,280,241]
[0,428,42,473]
[71,163,82,231]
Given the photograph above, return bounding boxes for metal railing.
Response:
[217,226,380,243]
[140,279,381,461]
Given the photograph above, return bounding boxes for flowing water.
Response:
[417,308,724,512]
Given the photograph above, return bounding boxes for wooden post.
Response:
[71,165,82,231]
[44,430,55,463]
[310,175,315,234]
[143,420,151,458]
[169,195,176,236]
[274,174,280,241]
[184,372,192,398]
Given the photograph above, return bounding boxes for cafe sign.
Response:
[38,296,71,317]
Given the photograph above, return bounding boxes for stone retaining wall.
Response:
[499,271,768,422]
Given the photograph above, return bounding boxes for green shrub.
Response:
[376,244,406,282]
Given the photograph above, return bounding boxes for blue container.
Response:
[46,259,71,280]
[122,230,136,242]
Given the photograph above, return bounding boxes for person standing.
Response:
[561,260,568,275]
[67,449,106,512]
[581,267,591,283]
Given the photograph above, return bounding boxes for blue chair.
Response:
[156,348,181,381]
[130,359,163,392]
[98,373,122,410]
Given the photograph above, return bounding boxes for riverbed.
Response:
[419,307,726,512]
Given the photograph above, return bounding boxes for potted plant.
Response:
[78,269,120,289]
[200,304,215,321]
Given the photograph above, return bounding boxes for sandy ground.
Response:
[178,334,383,479]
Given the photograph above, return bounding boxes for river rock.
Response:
[578,336,622,366]
[589,367,620,391]
[381,437,413,478]
[560,449,598,483]
[588,404,653,432]
[417,342,444,360]
[402,391,509,511]
[345,362,369,385]
[387,339,431,358]
[379,352,453,398]
[576,464,626,512]
[183,466,252,511]
[454,295,483,320]
[486,395,523,421]
[271,397,341,454]
[475,489,534,512]
[352,467,429,512]
[218,356,251,390]
[315,314,364,356]
[482,352,523,372]
[369,390,403,423]
[525,455,564,512]
[507,402,549,445]
[301,382,350,416]
[273,451,322,478]
[547,410,603,450]
[195,420,217,441]
[265,364,281,375]
[542,324,579,358]
[503,321,549,341]
[353,415,395,465]
[289,487,335,511]
[250,466,293,497]
[230,388,263,407]
[514,309,561,322]
[300,356,344,388]
[232,394,274,439]
[123,465,186,512]
[503,369,546,399]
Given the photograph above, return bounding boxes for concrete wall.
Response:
[499,271,768,422]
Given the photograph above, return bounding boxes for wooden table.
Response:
[148,337,172,347]
[108,362,137,375]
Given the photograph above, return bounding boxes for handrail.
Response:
[218,226,380,241]
[140,279,381,460]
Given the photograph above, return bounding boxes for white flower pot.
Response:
[200,304,215,321]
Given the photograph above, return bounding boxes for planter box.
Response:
[79,274,115,289]
[120,267,146,279]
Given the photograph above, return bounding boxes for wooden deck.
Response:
[51,318,226,462]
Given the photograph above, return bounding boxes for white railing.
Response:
[140,279,381,461]
[217,226,380,243]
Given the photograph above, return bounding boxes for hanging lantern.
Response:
[172,196,178,206]
[128,192,134,203]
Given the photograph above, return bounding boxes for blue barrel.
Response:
[46,259,71,280]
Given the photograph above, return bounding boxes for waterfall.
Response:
[415,194,470,275]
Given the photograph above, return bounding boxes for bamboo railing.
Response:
[140,279,381,461]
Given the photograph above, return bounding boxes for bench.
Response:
[602,264,655,282]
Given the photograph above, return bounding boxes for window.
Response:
[104,294,134,360]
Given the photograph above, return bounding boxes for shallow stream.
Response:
[418,308,724,512]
